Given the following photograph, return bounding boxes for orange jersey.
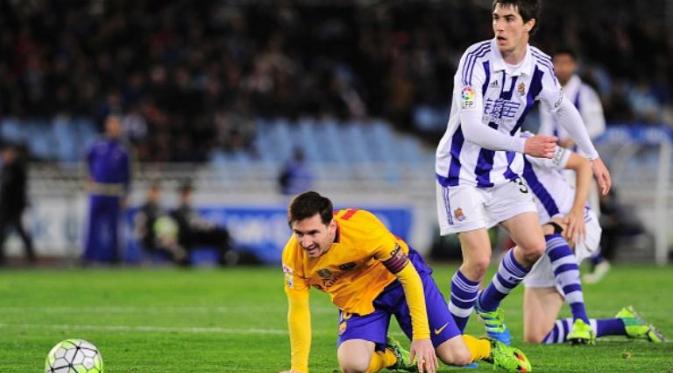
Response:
[282,208,410,315]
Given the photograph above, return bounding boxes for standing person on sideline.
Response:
[537,48,611,281]
[83,115,131,264]
[435,0,611,344]
[0,143,36,265]
[519,143,664,344]
[278,148,314,196]
[279,191,531,373]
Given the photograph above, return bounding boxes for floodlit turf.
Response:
[0,264,671,372]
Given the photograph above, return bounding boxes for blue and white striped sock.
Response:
[478,250,529,312]
[449,270,480,332]
[542,318,626,343]
[546,234,589,324]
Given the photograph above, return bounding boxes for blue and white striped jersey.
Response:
[521,147,577,223]
[539,74,606,143]
[436,39,564,188]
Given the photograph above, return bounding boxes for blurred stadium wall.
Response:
[0,0,672,264]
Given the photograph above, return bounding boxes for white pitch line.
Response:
[0,306,337,315]
[0,323,290,335]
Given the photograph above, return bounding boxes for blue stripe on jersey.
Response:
[474,72,518,187]
[531,49,556,83]
[522,157,560,217]
[462,42,491,86]
[481,61,491,95]
[437,125,465,187]
[474,123,498,188]
[510,66,544,135]
[573,88,581,109]
[503,151,518,181]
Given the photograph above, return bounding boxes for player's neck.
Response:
[501,43,527,65]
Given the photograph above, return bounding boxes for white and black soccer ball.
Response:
[44,339,104,373]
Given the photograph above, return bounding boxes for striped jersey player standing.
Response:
[434,0,611,344]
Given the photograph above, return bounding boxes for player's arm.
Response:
[563,152,592,244]
[455,63,555,158]
[281,244,311,373]
[285,285,311,373]
[381,245,437,373]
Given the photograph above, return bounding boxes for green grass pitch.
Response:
[0,264,671,372]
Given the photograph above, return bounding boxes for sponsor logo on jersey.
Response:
[317,268,332,279]
[338,262,357,271]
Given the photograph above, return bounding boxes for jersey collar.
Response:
[490,38,534,77]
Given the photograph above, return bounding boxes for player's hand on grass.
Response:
[524,135,557,158]
[410,338,437,373]
[592,158,612,195]
[563,208,586,245]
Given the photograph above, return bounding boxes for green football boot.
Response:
[483,338,532,373]
[386,337,418,372]
[475,304,512,345]
[566,319,596,345]
[616,306,665,343]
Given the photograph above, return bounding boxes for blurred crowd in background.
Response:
[1,0,673,162]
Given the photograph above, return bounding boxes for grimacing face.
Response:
[291,213,336,258]
[492,3,535,57]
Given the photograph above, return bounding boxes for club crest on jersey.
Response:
[339,262,356,271]
[461,86,476,109]
[317,268,332,279]
[454,208,466,222]
[517,82,526,96]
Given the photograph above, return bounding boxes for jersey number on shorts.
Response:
[513,177,529,194]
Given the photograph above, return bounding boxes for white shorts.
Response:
[524,210,602,289]
[436,178,538,235]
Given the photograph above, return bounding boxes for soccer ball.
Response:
[44,339,104,373]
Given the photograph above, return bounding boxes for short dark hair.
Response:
[553,47,578,61]
[288,191,333,226]
[492,0,541,34]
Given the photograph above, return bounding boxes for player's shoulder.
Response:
[334,208,379,225]
[281,235,301,262]
[460,40,493,60]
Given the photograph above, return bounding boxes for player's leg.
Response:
[477,212,544,344]
[337,339,377,373]
[476,179,544,344]
[452,228,491,331]
[82,196,101,262]
[13,212,36,262]
[522,286,564,343]
[435,184,490,332]
[336,306,411,372]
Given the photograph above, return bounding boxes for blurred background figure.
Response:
[278,148,314,196]
[584,188,648,284]
[82,115,131,265]
[0,143,36,265]
[133,181,187,264]
[170,182,236,267]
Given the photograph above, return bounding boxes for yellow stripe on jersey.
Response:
[282,208,411,315]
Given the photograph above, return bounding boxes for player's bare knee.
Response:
[520,240,545,263]
[338,357,369,373]
[437,338,472,366]
[443,349,472,366]
[464,257,490,279]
